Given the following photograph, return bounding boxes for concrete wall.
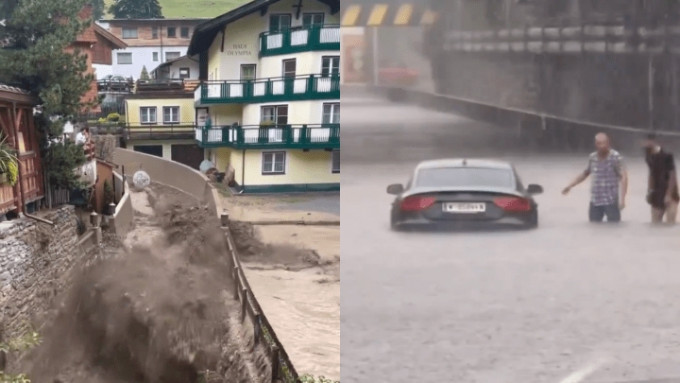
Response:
[111,172,133,238]
[112,148,218,215]
[0,206,85,338]
[127,139,199,161]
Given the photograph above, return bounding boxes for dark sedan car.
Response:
[387,159,543,231]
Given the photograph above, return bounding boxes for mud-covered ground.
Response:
[7,184,271,383]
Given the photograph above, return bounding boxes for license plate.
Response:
[442,202,486,213]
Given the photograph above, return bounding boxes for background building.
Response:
[97,18,208,80]
[124,80,203,169]
[189,0,340,193]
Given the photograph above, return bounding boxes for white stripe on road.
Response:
[559,357,608,383]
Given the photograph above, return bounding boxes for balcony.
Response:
[194,74,340,105]
[259,25,340,57]
[125,124,196,141]
[195,124,340,149]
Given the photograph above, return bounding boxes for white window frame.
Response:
[151,26,159,39]
[321,56,340,77]
[262,151,286,175]
[122,27,138,39]
[322,102,340,124]
[331,149,340,174]
[152,52,159,62]
[140,107,157,124]
[180,26,190,38]
[117,52,132,65]
[167,26,177,38]
[179,67,190,79]
[163,106,180,124]
[165,51,181,62]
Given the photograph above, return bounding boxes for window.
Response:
[322,56,340,77]
[117,52,132,65]
[282,59,296,78]
[165,51,181,62]
[262,151,286,175]
[331,150,340,173]
[152,26,159,39]
[303,13,325,27]
[323,103,340,124]
[180,26,190,38]
[261,105,288,125]
[163,106,180,124]
[240,64,256,81]
[152,52,159,62]
[122,27,138,39]
[269,14,291,33]
[140,107,157,124]
[167,27,176,38]
[179,67,190,79]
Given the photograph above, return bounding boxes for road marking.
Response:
[559,358,608,383]
[367,4,388,27]
[341,5,361,27]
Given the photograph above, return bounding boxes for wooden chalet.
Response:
[0,84,44,216]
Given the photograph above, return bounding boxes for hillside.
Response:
[103,0,250,19]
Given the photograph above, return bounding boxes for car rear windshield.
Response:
[415,167,515,189]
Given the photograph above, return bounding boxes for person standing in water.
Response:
[643,132,679,224]
[562,132,628,223]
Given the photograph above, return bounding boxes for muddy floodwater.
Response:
[341,93,680,383]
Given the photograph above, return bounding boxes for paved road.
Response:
[341,91,680,383]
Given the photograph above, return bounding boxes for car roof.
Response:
[415,158,513,171]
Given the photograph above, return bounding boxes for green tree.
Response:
[89,0,106,20]
[0,0,91,189]
[140,65,150,81]
[109,0,164,19]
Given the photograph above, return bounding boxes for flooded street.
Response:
[341,92,680,383]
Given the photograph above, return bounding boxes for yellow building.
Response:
[188,0,340,193]
[124,80,205,169]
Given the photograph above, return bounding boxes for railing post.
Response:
[253,314,261,345]
[270,345,280,382]
[308,75,314,97]
[241,287,248,322]
[233,266,239,300]
[301,124,308,144]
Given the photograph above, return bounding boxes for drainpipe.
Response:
[11,101,54,225]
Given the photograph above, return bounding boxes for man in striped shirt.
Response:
[562,133,629,222]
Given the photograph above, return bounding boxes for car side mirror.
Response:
[527,184,543,195]
[387,184,404,195]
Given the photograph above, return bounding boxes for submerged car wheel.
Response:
[527,211,538,229]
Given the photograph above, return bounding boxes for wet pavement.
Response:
[341,91,680,383]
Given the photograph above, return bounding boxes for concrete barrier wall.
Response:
[112,148,218,215]
[111,172,133,238]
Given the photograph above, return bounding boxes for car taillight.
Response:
[400,195,436,211]
[493,197,531,212]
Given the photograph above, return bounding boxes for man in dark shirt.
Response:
[643,133,679,224]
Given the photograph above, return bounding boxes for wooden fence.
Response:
[222,222,300,383]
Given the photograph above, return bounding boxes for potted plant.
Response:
[0,134,19,186]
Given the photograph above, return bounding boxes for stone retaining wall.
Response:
[0,206,84,339]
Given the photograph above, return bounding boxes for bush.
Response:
[106,112,121,122]
[6,161,18,186]
[97,117,107,125]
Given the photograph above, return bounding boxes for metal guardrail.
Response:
[221,221,299,383]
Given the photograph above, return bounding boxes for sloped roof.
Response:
[187,0,339,55]
[0,83,30,95]
[94,23,127,49]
